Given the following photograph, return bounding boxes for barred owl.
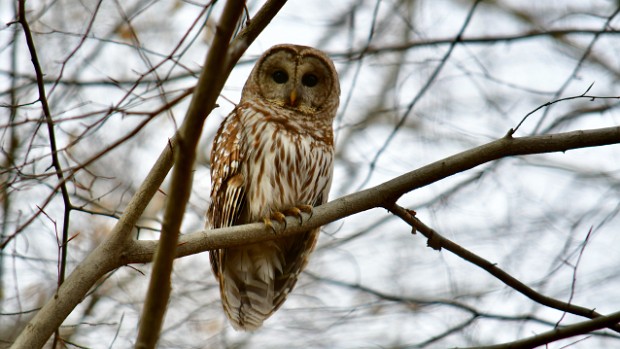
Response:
[207,44,340,330]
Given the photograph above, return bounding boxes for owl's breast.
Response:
[241,109,334,220]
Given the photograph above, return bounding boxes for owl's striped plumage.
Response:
[207,44,340,330]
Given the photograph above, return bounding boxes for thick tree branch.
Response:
[134,1,245,348]
[127,125,620,346]
[115,126,620,348]
[121,125,620,264]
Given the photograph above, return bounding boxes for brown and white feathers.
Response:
[207,44,340,330]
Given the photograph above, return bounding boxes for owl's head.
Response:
[242,44,340,118]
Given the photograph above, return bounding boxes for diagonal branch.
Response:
[385,203,620,334]
[134,0,245,347]
[110,126,620,348]
[125,125,620,346]
[122,126,620,263]
[461,310,620,349]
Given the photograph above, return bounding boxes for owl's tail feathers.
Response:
[216,231,319,331]
[220,275,279,331]
[218,243,286,331]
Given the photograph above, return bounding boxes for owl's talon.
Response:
[263,217,278,234]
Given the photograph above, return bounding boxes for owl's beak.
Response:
[288,88,299,107]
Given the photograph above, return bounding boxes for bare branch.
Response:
[135,0,245,347]
[461,310,620,349]
[17,0,73,294]
[386,203,620,334]
[334,29,620,59]
[122,126,620,263]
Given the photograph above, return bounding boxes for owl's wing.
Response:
[207,110,247,276]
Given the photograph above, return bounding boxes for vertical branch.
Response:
[134,1,246,348]
[16,8,76,346]
[16,0,73,293]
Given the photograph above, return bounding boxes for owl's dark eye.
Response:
[271,70,289,84]
[301,73,319,87]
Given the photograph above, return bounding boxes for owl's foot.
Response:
[262,205,314,233]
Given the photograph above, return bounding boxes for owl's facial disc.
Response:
[255,49,334,114]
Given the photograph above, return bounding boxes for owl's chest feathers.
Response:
[241,111,333,218]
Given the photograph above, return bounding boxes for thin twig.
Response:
[511,86,619,135]
[555,227,594,327]
[358,0,483,189]
[532,6,620,133]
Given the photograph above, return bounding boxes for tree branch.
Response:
[459,310,620,349]
[17,0,73,288]
[337,29,620,59]
[122,126,620,264]
[386,203,620,334]
[134,0,245,347]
